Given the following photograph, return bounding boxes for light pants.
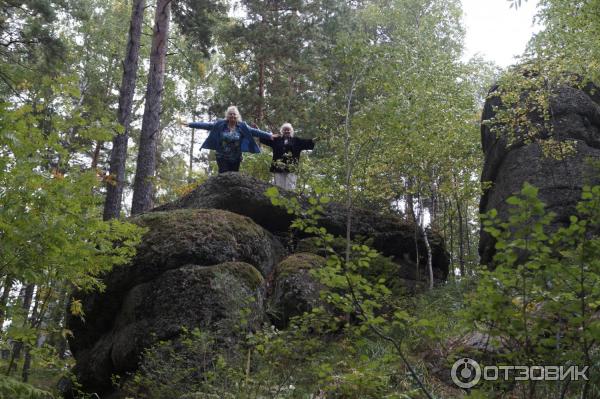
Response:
[274,172,297,190]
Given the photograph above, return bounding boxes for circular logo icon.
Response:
[451,358,481,389]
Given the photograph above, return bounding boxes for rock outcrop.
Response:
[67,209,280,394]
[479,77,600,264]
[155,173,449,280]
[68,173,450,396]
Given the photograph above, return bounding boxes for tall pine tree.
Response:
[104,0,145,220]
[131,0,171,214]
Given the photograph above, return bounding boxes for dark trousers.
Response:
[217,157,241,173]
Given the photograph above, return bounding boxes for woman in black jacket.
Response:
[260,123,315,190]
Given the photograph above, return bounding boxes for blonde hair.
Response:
[225,105,242,122]
[279,122,294,136]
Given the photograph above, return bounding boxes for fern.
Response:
[0,376,53,399]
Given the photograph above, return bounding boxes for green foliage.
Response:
[529,0,600,84]
[122,327,218,399]
[0,63,144,390]
[211,0,331,127]
[239,152,272,183]
[0,99,146,290]
[5,0,598,395]
[124,316,333,398]
[485,65,553,147]
[0,0,67,95]
[266,186,442,398]
[124,308,442,398]
[464,183,600,396]
[0,375,53,399]
[266,186,396,326]
[172,0,226,57]
[490,0,600,162]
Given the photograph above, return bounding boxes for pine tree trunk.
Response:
[0,275,13,331]
[104,0,146,220]
[21,346,32,382]
[20,289,40,383]
[131,0,170,215]
[22,286,51,382]
[91,141,103,169]
[6,284,34,376]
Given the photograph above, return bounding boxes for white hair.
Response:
[279,122,294,136]
[225,105,242,122]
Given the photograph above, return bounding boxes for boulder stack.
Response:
[68,173,449,396]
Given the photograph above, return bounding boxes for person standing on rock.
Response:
[259,122,315,190]
[183,106,274,173]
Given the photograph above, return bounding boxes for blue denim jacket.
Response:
[189,119,272,154]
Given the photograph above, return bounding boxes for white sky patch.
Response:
[461,0,541,67]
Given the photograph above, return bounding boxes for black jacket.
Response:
[260,136,315,172]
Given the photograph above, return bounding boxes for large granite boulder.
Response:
[71,262,264,394]
[67,209,281,395]
[153,172,294,233]
[268,252,326,328]
[154,173,449,281]
[109,262,264,374]
[479,77,600,264]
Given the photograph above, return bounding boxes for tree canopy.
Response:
[1,0,599,396]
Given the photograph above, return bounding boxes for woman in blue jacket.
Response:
[185,106,274,173]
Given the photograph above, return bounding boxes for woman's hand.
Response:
[177,117,187,127]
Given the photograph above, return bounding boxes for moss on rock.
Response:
[276,252,325,278]
[77,262,266,393]
[153,173,449,281]
[269,253,326,328]
[68,209,282,396]
[206,261,265,290]
[73,208,280,342]
[130,208,278,278]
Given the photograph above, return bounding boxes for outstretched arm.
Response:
[187,121,215,130]
[259,136,274,147]
[252,122,275,147]
[297,137,315,151]
[247,125,273,140]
